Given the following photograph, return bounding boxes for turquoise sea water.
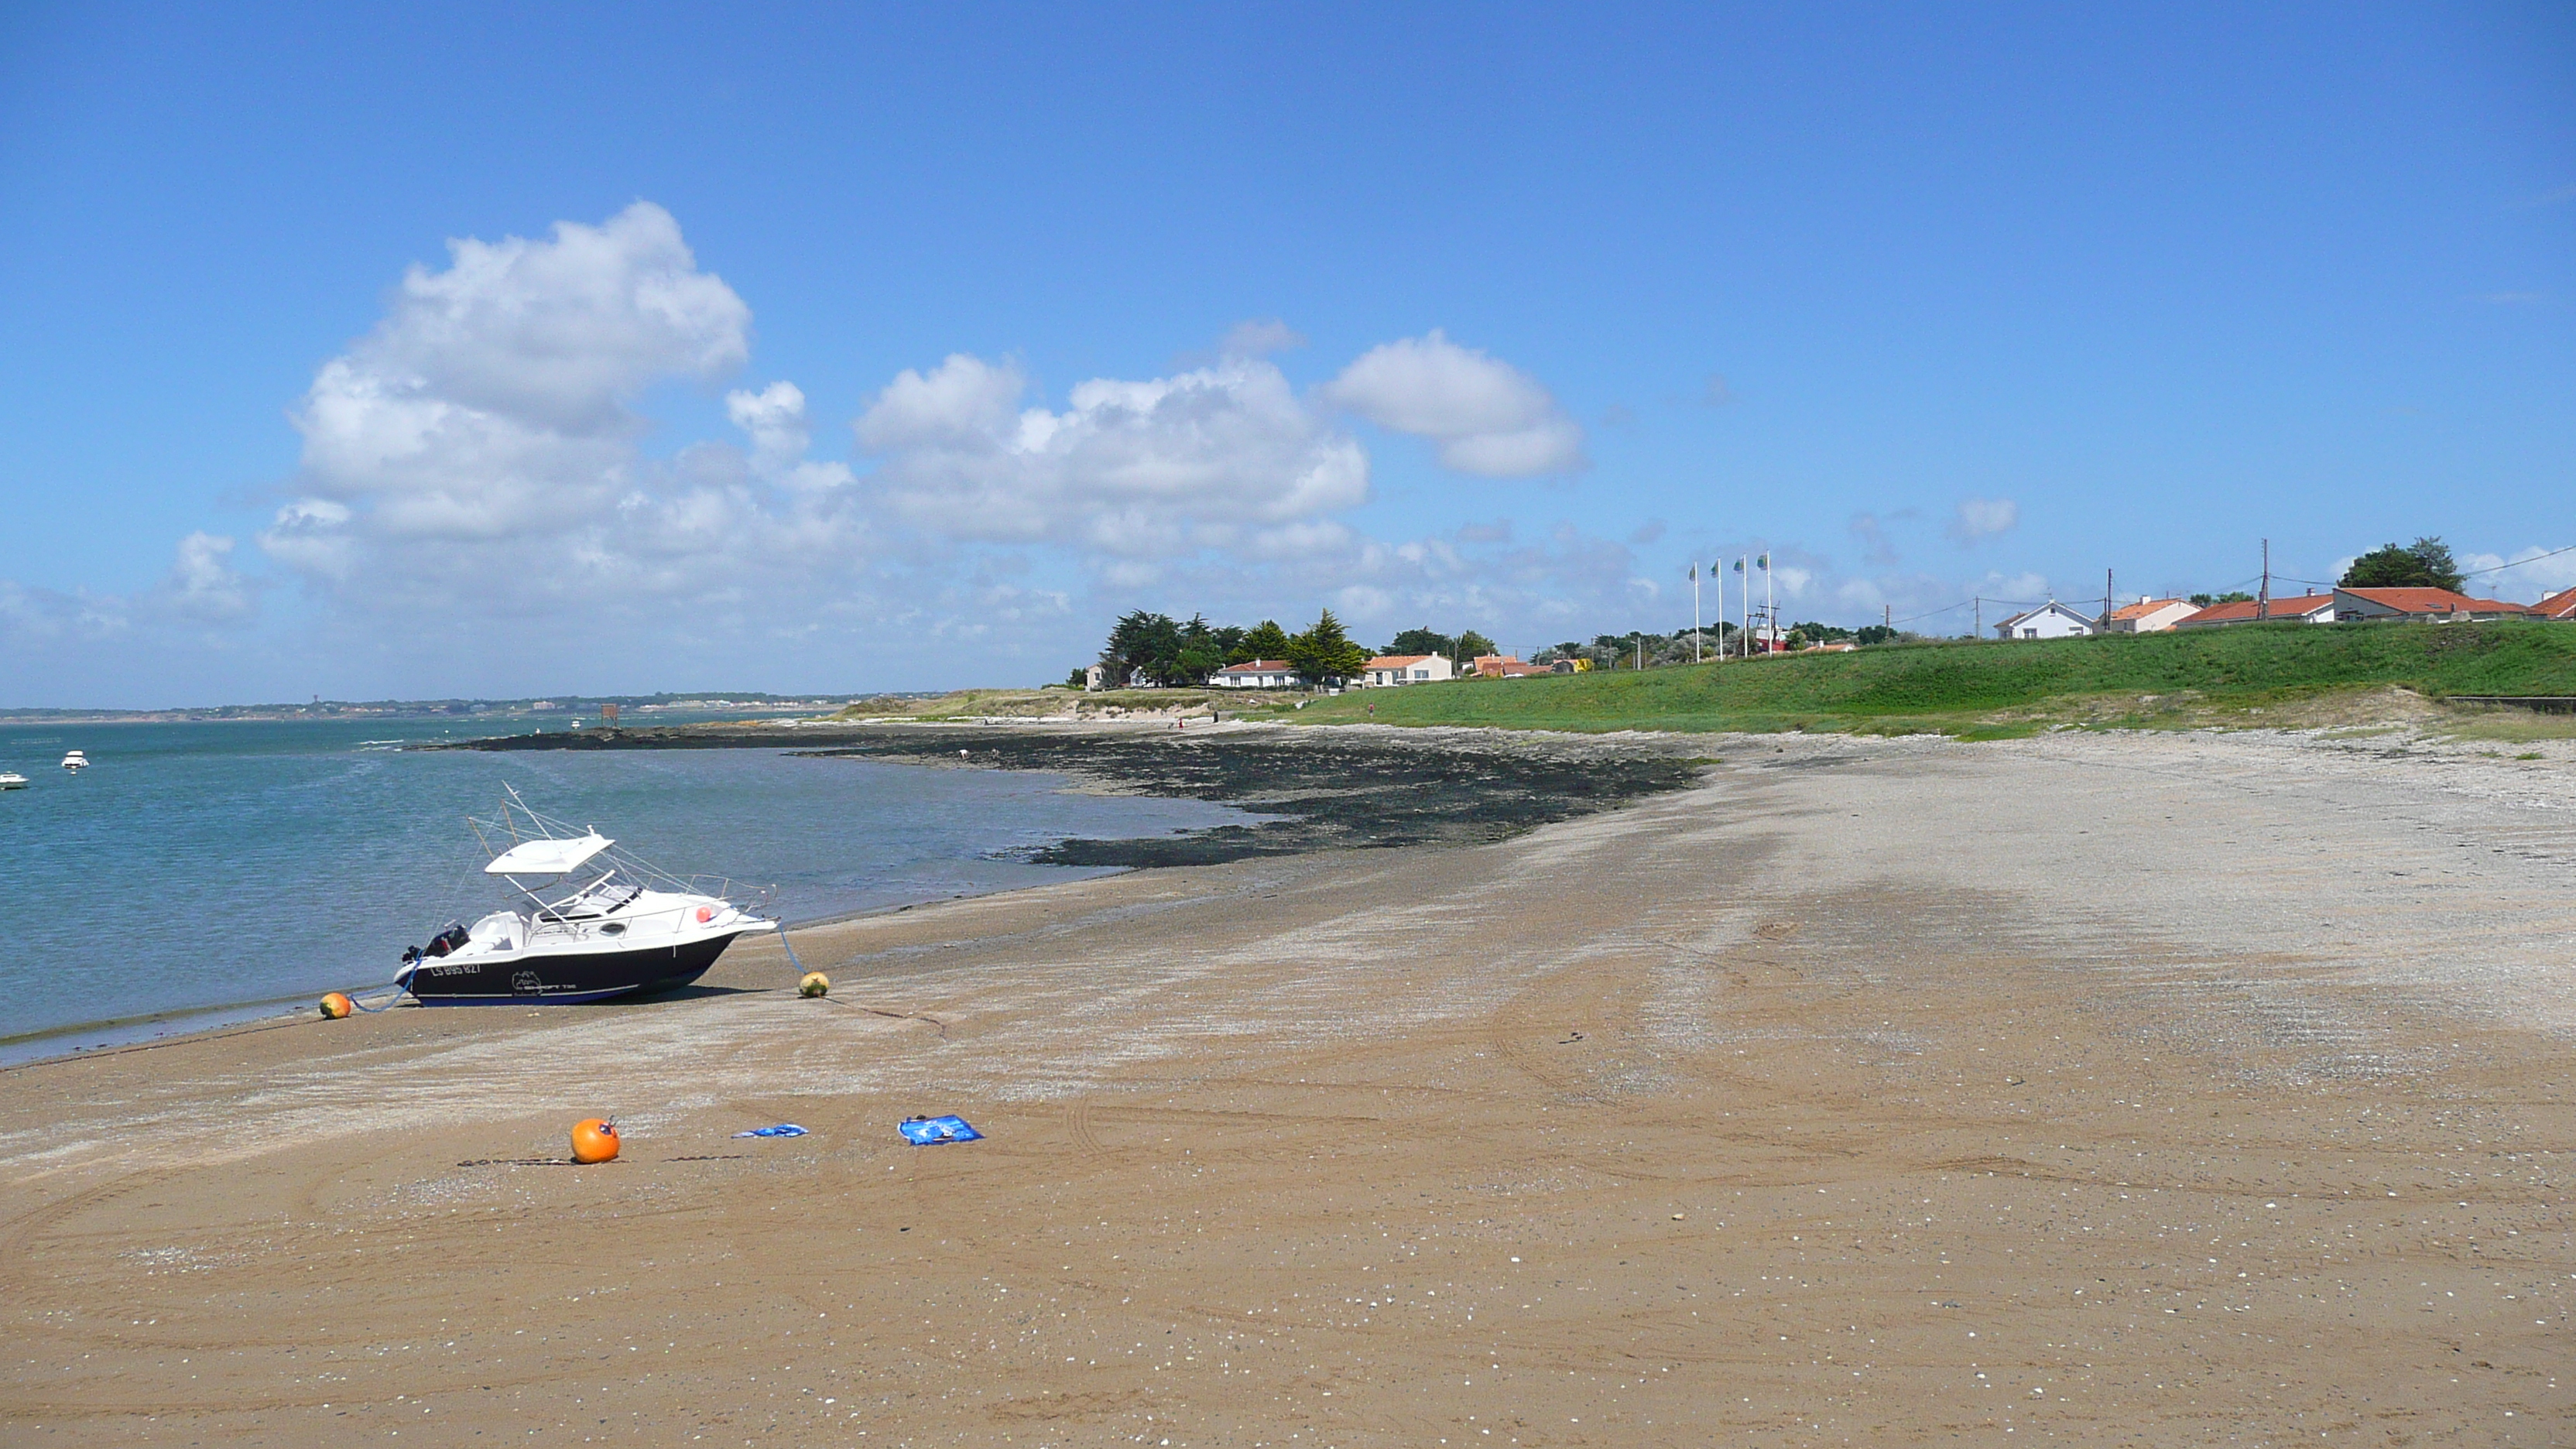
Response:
[0,718,1254,1058]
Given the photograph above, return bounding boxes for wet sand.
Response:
[5,728,2574,1445]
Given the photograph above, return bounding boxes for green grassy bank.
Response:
[1274,621,2576,737]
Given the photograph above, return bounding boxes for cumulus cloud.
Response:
[0,533,262,653]
[855,353,1369,559]
[726,382,856,492]
[1947,496,2019,544]
[161,533,259,622]
[258,202,877,632]
[1321,330,1585,477]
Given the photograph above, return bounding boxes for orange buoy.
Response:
[318,992,354,1019]
[570,1118,620,1164]
[798,971,831,999]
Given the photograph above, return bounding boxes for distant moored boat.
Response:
[0,772,26,790]
[59,750,87,772]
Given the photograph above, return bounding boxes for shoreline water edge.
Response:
[3,721,1718,1065]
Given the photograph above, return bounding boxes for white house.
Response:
[1358,653,1454,687]
[1992,601,2098,640]
[2104,597,2200,634]
[1210,659,1304,689]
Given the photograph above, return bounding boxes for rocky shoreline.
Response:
[440,721,1717,867]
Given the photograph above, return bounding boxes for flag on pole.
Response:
[1732,558,1744,574]
[1757,553,1769,570]
[1688,562,1696,581]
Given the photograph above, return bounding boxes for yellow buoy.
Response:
[318,992,354,1019]
[798,971,831,999]
[570,1118,620,1164]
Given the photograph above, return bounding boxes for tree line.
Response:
[1084,609,1364,688]
[1081,611,1516,689]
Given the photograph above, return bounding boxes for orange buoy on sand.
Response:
[570,1118,620,1163]
[318,992,354,1019]
[798,971,831,999]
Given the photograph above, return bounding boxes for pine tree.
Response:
[1286,609,1368,683]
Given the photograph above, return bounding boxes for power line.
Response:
[2461,541,2576,577]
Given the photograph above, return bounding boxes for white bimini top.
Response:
[485,832,614,876]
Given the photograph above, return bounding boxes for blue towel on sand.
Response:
[899,1115,982,1146]
[732,1123,808,1138]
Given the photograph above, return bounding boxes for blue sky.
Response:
[2,3,2568,706]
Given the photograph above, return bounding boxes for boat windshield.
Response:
[533,872,645,922]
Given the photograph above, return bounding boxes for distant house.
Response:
[1084,663,1110,692]
[1470,654,1553,678]
[2105,598,2200,634]
[1359,653,1454,687]
[2174,594,2336,629]
[1210,659,1303,689]
[2531,586,2576,622]
[1992,601,2098,640]
[2331,587,2530,623]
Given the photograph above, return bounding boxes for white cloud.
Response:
[1947,496,2019,544]
[258,203,879,636]
[855,353,1369,559]
[162,533,258,622]
[0,532,262,652]
[727,382,856,492]
[1321,330,1585,477]
[2458,544,2576,603]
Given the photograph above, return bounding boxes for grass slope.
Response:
[1276,621,2576,737]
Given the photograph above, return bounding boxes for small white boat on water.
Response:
[60,750,87,772]
[0,772,26,790]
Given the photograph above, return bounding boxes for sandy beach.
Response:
[5,724,2573,1445]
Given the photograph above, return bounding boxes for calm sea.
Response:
[0,717,1255,1060]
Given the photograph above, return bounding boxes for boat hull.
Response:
[399,928,758,1005]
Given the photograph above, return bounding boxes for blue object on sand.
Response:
[899,1115,982,1146]
[732,1123,809,1139]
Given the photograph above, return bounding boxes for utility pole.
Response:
[1975,597,1982,640]
[1883,602,1892,637]
[2104,568,2115,634]
[2259,539,2271,622]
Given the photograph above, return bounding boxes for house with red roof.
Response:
[2104,598,2201,633]
[2532,586,2576,622]
[1358,653,1454,687]
[2331,587,2530,623]
[2174,594,2336,629]
[1210,659,1304,689]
